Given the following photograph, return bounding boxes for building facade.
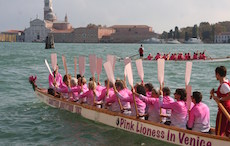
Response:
[72,26,115,43]
[0,30,24,42]
[24,19,51,42]
[215,32,230,43]
[109,25,156,43]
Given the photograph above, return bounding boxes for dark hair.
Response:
[77,74,81,79]
[104,79,113,88]
[115,80,124,90]
[89,77,96,82]
[175,88,187,101]
[144,83,153,92]
[136,84,146,96]
[192,91,202,103]
[163,87,171,96]
[215,66,227,77]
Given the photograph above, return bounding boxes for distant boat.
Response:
[166,39,181,44]
[45,34,55,49]
[184,38,203,44]
[141,37,162,44]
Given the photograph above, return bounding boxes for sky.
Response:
[0,0,229,33]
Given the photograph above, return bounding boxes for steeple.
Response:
[44,0,56,22]
[65,14,68,22]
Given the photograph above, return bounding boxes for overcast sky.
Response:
[0,0,229,33]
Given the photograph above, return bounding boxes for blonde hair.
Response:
[88,81,96,90]
[70,77,78,87]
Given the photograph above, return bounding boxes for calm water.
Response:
[0,42,230,145]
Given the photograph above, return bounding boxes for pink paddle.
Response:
[89,54,97,77]
[103,61,115,84]
[51,53,57,71]
[126,62,139,117]
[157,59,165,86]
[97,58,103,83]
[124,57,131,66]
[79,56,85,76]
[186,85,192,110]
[107,54,116,72]
[62,55,68,75]
[185,62,192,86]
[135,59,144,83]
[45,59,53,76]
[74,56,77,78]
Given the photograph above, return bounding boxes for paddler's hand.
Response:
[210,88,215,99]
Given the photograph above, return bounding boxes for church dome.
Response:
[46,12,56,21]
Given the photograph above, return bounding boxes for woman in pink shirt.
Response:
[117,84,146,118]
[160,88,188,129]
[144,83,154,97]
[97,80,114,108]
[162,87,175,125]
[107,80,131,115]
[136,88,161,122]
[48,65,63,88]
[55,74,71,98]
[187,91,210,133]
[78,81,99,106]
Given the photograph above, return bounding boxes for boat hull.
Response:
[34,88,230,146]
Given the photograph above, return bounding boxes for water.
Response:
[0,42,230,145]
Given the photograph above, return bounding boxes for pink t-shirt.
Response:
[79,90,99,106]
[49,73,63,88]
[117,93,146,116]
[139,95,161,122]
[161,99,188,128]
[187,102,210,132]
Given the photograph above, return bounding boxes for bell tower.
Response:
[44,0,56,21]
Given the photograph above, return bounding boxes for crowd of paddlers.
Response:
[41,53,229,138]
[145,51,207,61]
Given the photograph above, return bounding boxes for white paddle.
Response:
[51,53,57,71]
[123,57,131,86]
[45,59,53,77]
[74,56,77,78]
[126,63,139,118]
[62,55,68,76]
[157,59,165,121]
[89,54,97,78]
[103,61,115,84]
[185,62,192,86]
[186,85,192,110]
[157,59,165,86]
[135,59,144,83]
[107,54,116,72]
[185,62,192,110]
[97,57,103,83]
[79,56,86,76]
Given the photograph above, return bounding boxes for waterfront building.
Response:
[24,18,51,42]
[109,25,156,43]
[72,26,115,43]
[0,30,24,42]
[214,32,230,43]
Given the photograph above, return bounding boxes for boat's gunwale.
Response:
[35,87,230,142]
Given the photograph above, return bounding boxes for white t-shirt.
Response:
[220,79,230,94]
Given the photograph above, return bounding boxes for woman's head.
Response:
[135,84,146,96]
[192,91,202,103]
[70,77,78,87]
[88,81,96,90]
[115,80,124,91]
[174,88,187,101]
[215,66,227,78]
[151,88,159,98]
[144,83,153,92]
[163,87,171,96]
[63,74,71,85]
